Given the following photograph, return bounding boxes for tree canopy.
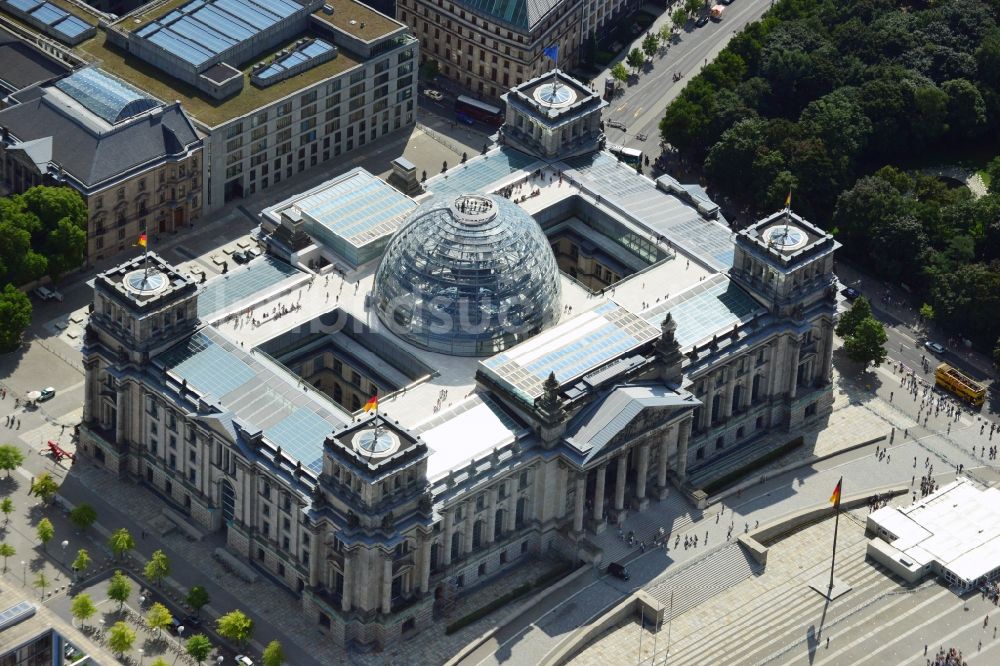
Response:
[0,444,24,477]
[216,609,254,647]
[108,621,136,657]
[0,285,31,353]
[29,472,57,503]
[144,549,170,586]
[70,593,97,626]
[107,570,132,610]
[659,0,1000,347]
[0,185,86,285]
[109,527,135,560]
[186,634,213,664]
[69,503,97,531]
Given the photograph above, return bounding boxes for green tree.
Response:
[185,634,213,664]
[626,47,645,73]
[0,542,14,572]
[610,62,628,90]
[69,503,97,531]
[671,7,688,30]
[986,157,1000,195]
[20,185,86,281]
[107,570,132,610]
[941,78,986,139]
[920,303,935,322]
[0,444,24,477]
[29,472,58,504]
[150,659,170,666]
[36,517,54,552]
[0,497,12,524]
[107,620,136,657]
[70,592,97,627]
[835,296,873,338]
[144,549,170,587]
[146,602,173,638]
[642,32,659,60]
[186,585,210,616]
[0,285,31,353]
[72,548,91,579]
[684,0,701,14]
[33,571,50,597]
[216,609,254,648]
[659,23,672,46]
[844,316,889,368]
[263,639,285,666]
[108,528,135,560]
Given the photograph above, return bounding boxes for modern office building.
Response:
[0,579,118,665]
[60,0,418,213]
[0,66,203,262]
[78,69,838,649]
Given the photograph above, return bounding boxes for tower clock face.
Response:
[763,225,807,251]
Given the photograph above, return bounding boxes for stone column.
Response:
[381,556,392,614]
[341,552,353,612]
[115,383,126,444]
[554,465,568,520]
[504,496,516,532]
[788,338,801,400]
[656,434,670,497]
[82,361,95,423]
[485,489,498,544]
[613,452,628,511]
[463,503,474,555]
[419,538,431,594]
[699,394,710,431]
[635,442,650,505]
[722,368,736,419]
[676,419,692,482]
[573,475,586,533]
[821,321,834,383]
[308,533,320,587]
[442,510,454,566]
[592,465,606,522]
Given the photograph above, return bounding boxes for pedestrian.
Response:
[826,637,829,649]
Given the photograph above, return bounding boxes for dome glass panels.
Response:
[373,194,562,356]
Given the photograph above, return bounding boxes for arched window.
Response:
[472,520,483,549]
[711,394,722,424]
[220,479,236,523]
[333,384,343,404]
[732,384,743,413]
[495,508,504,537]
[751,374,762,404]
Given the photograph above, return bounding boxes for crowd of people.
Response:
[929,646,966,665]
[866,492,892,513]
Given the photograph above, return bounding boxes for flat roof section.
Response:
[870,479,1000,585]
[266,168,416,265]
[197,255,306,320]
[425,147,543,199]
[479,300,660,403]
[312,0,403,41]
[642,273,764,349]
[76,30,360,128]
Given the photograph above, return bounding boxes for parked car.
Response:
[695,14,710,26]
[39,387,56,402]
[924,341,946,355]
[607,562,630,580]
[235,656,254,666]
[424,89,444,101]
[840,287,860,301]
[33,286,54,301]
[607,119,627,131]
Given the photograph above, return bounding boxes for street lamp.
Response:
[217,657,224,664]
[138,647,144,664]
[177,625,185,639]
[139,595,146,608]
[60,540,69,568]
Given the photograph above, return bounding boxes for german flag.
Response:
[363,392,378,412]
[137,233,147,248]
[785,190,792,208]
[829,477,842,508]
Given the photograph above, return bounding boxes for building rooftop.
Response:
[455,0,559,31]
[75,29,361,128]
[2,0,94,41]
[311,0,403,41]
[870,479,1000,585]
[0,25,71,94]
[197,255,306,320]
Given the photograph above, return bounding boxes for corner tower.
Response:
[80,253,199,475]
[499,70,607,160]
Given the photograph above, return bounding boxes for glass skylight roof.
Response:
[0,600,35,631]
[159,330,256,398]
[426,149,542,198]
[265,408,334,473]
[480,301,660,401]
[133,0,304,69]
[2,0,94,43]
[197,256,302,319]
[255,39,335,84]
[54,68,160,124]
[643,274,764,348]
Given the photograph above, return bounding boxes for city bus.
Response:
[934,363,986,408]
[607,143,643,167]
[455,95,504,126]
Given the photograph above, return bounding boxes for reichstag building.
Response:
[79,70,839,648]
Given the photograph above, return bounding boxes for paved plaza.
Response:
[571,506,1000,665]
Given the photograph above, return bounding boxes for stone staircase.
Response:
[644,544,762,622]
[595,490,700,564]
[685,430,792,491]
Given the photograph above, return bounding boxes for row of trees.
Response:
[70,570,284,664]
[658,0,1000,348]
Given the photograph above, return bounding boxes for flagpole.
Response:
[828,477,842,592]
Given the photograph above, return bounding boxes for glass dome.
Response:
[373,193,562,356]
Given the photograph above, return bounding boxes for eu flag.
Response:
[543,44,559,62]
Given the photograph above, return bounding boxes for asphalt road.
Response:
[600,0,775,154]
